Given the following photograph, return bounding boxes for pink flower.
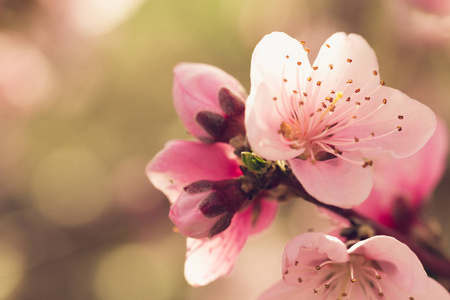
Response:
[259,232,450,300]
[245,32,436,208]
[354,118,449,230]
[173,63,247,143]
[147,140,278,286]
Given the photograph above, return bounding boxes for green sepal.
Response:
[241,152,269,174]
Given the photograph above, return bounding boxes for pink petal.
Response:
[414,277,450,300]
[282,232,348,272]
[246,32,313,160]
[349,235,428,294]
[146,140,241,203]
[173,63,246,140]
[257,281,308,300]
[310,32,380,107]
[184,206,253,286]
[289,155,373,208]
[249,198,279,236]
[336,86,437,159]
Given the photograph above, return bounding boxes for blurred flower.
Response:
[173,63,246,143]
[401,0,450,16]
[147,140,278,286]
[245,32,436,208]
[258,232,450,299]
[354,117,449,231]
[0,32,55,117]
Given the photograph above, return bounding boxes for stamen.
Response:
[320,91,343,120]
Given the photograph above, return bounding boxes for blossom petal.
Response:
[173,63,246,140]
[414,277,450,300]
[336,86,436,159]
[310,32,380,107]
[349,235,428,294]
[289,156,373,208]
[184,207,253,286]
[258,281,309,300]
[282,232,348,272]
[246,32,313,160]
[146,140,241,203]
[249,199,279,236]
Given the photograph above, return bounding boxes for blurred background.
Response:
[0,0,449,299]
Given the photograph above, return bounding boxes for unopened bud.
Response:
[242,152,270,174]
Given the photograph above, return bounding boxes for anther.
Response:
[380,80,385,85]
[409,297,415,300]
[293,90,298,94]
[295,261,299,266]
[355,102,361,106]
[347,58,353,63]
[322,102,327,108]
[378,292,384,297]
[355,88,361,93]
[342,293,348,297]
[313,66,318,70]
[325,284,330,288]
[307,76,312,81]
[398,115,404,119]
[286,55,289,59]
[298,277,302,283]
[354,137,359,142]
[297,61,302,66]
[331,90,336,94]
[325,97,332,101]
[365,97,370,100]
[397,126,402,131]
[301,40,306,45]
[382,99,387,104]
[329,64,334,70]
[305,48,310,53]
[346,97,351,102]
[303,92,308,97]
[273,97,277,101]
[316,81,322,86]
[326,43,330,48]
[350,278,356,283]
[315,266,321,270]
[284,270,289,275]
[373,70,378,75]
[314,289,318,294]
[371,132,375,136]
[299,101,304,105]
[283,78,288,82]
[376,275,381,280]
[347,79,353,84]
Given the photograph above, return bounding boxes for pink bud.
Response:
[173,63,246,143]
[169,190,224,239]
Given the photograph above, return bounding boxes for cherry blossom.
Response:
[259,232,450,300]
[245,32,436,208]
[147,140,277,286]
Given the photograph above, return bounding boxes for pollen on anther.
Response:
[379,292,384,297]
[350,278,356,283]
[307,76,312,82]
[355,88,361,93]
[346,97,351,102]
[297,61,302,66]
[398,115,404,119]
[352,115,357,119]
[293,90,298,94]
[283,78,288,82]
[301,40,306,45]
[380,80,385,86]
[303,92,308,97]
[316,81,322,86]
[322,102,327,108]
[325,284,330,288]
[397,126,403,131]
[373,70,378,75]
[305,47,310,53]
[365,97,371,100]
[329,64,334,70]
[313,66,318,70]
[326,43,330,48]
[315,266,321,270]
[325,96,331,101]
[331,90,335,94]
[347,79,353,84]
[347,58,353,63]
[355,102,361,106]
[286,55,290,59]
[382,99,387,104]
[376,275,381,280]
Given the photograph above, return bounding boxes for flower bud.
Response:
[169,179,248,238]
[173,63,246,143]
